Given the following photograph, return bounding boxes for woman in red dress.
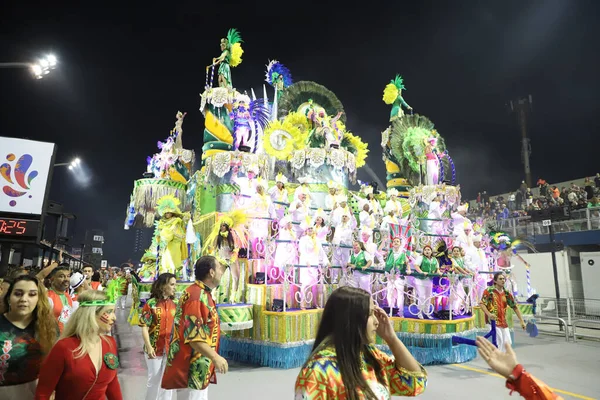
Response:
[35,289,122,400]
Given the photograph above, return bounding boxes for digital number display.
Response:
[0,217,40,240]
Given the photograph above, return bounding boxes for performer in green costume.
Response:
[384,237,409,317]
[348,240,373,293]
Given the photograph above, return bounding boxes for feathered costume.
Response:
[200,209,249,303]
[383,75,412,122]
[266,60,293,99]
[230,96,270,152]
[215,28,244,88]
[156,195,188,277]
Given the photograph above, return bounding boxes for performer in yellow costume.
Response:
[156,195,188,278]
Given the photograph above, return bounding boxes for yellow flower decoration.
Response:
[344,132,369,168]
[283,112,311,134]
[263,120,303,160]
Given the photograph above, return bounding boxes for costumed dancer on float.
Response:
[324,181,339,212]
[468,233,490,304]
[330,210,355,284]
[348,240,373,293]
[155,195,188,279]
[380,210,399,251]
[355,184,383,221]
[211,28,244,88]
[424,135,440,186]
[383,188,403,218]
[272,215,298,281]
[249,177,274,259]
[312,209,330,244]
[202,210,248,304]
[412,245,440,319]
[426,195,445,234]
[360,227,384,267]
[289,184,312,238]
[449,246,473,314]
[330,194,351,227]
[268,173,289,223]
[384,237,410,317]
[383,75,413,122]
[298,217,330,309]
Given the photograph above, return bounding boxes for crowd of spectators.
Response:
[470,174,600,223]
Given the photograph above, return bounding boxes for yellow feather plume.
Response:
[344,132,369,168]
[230,43,244,67]
[382,83,399,105]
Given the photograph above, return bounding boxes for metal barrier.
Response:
[533,315,570,342]
[572,319,600,343]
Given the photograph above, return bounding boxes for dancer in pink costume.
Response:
[424,136,440,185]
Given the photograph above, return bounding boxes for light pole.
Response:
[54,158,81,169]
[0,54,58,79]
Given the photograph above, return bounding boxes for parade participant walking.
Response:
[46,264,73,334]
[480,272,526,352]
[0,276,57,400]
[295,287,427,399]
[35,289,122,400]
[162,256,228,400]
[140,273,177,400]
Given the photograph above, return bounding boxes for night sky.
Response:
[1,1,599,264]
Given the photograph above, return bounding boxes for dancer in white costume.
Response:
[298,219,329,308]
[358,203,377,231]
[331,212,354,284]
[330,195,351,227]
[269,173,289,221]
[379,211,399,251]
[384,237,409,316]
[324,181,338,211]
[273,215,297,279]
[289,185,312,237]
[249,177,274,259]
[383,188,403,217]
[348,240,373,293]
[312,209,330,244]
[412,245,440,319]
[468,233,489,303]
[449,246,473,314]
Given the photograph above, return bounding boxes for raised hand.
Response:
[476,336,518,379]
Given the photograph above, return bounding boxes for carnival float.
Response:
[124,28,535,368]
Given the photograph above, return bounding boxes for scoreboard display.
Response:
[0,216,41,243]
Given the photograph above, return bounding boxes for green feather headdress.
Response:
[392,75,406,91]
[226,28,243,45]
[79,279,120,307]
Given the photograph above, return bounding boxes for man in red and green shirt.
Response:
[480,272,526,352]
[162,256,228,399]
[47,265,73,334]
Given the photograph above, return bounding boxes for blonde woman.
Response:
[35,290,122,400]
[0,276,57,400]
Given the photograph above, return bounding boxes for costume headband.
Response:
[79,280,120,307]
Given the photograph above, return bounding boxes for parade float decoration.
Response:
[124,31,541,368]
[124,111,194,229]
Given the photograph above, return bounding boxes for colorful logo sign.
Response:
[0,137,55,215]
[1,153,39,207]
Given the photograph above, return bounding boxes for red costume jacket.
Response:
[35,336,122,400]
